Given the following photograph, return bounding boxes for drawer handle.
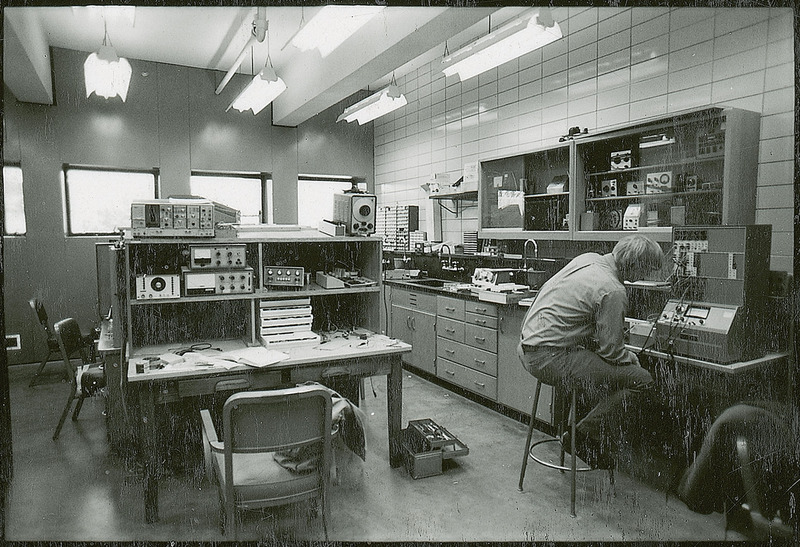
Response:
[445,327,456,333]
[474,336,486,342]
[445,349,455,354]
[445,306,456,312]
[476,307,487,312]
[476,319,486,325]
[445,370,455,376]
[474,381,485,388]
[215,379,251,392]
[474,359,486,365]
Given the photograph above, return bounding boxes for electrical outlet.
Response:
[5,334,21,351]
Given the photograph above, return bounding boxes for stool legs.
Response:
[518,380,542,491]
[569,390,577,517]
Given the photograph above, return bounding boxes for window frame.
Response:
[190,170,271,224]
[3,163,27,236]
[63,164,160,236]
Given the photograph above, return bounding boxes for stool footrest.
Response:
[528,437,592,473]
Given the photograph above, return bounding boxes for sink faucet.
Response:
[523,239,538,270]
[439,244,452,270]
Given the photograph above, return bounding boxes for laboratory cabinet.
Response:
[390,286,437,374]
[496,306,554,426]
[479,106,761,243]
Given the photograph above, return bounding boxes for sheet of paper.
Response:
[223,347,290,367]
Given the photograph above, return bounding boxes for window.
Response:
[190,172,270,224]
[297,175,366,227]
[3,165,26,235]
[64,166,158,235]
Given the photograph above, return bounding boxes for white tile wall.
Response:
[374,7,794,271]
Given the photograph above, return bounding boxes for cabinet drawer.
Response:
[178,371,282,397]
[437,337,497,376]
[437,317,465,343]
[466,301,497,317]
[465,323,497,352]
[465,311,498,329]
[436,358,497,400]
[393,288,437,311]
[437,296,465,321]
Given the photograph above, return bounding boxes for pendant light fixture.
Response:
[337,74,407,125]
[227,21,286,115]
[84,20,132,101]
[282,5,384,58]
[441,7,562,82]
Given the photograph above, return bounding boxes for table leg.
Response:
[387,355,403,468]
[138,384,160,522]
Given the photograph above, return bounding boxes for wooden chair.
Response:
[200,385,332,540]
[52,318,106,440]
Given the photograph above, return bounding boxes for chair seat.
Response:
[78,364,105,396]
[212,451,320,508]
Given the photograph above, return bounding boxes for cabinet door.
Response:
[497,307,553,424]
[411,310,436,375]
[390,304,414,366]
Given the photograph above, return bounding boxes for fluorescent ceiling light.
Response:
[442,7,562,82]
[337,85,407,125]
[84,43,132,101]
[227,65,286,115]
[284,5,384,58]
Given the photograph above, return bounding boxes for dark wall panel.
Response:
[3,47,373,365]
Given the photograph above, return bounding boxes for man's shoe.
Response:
[561,430,616,470]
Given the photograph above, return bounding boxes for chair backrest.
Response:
[222,385,332,454]
[53,318,89,385]
[29,298,53,338]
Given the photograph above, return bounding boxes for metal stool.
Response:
[518,380,610,517]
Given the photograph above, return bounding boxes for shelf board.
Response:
[129,284,380,305]
[586,156,723,178]
[478,229,572,241]
[573,228,672,242]
[429,190,478,201]
[586,188,722,202]
[525,192,568,199]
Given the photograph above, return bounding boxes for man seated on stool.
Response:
[517,234,664,469]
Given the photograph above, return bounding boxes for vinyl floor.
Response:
[6,361,735,542]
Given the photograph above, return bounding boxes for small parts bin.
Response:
[402,418,469,479]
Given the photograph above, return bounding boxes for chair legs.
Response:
[29,351,67,387]
[53,392,76,440]
[71,393,87,421]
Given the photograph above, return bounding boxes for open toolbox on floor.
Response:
[402,418,469,479]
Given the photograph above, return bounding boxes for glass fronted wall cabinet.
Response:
[479,106,761,243]
[479,143,572,240]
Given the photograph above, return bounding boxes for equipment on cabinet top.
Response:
[654,300,745,364]
[189,244,247,269]
[332,192,376,236]
[131,198,239,238]
[264,266,305,287]
[136,274,181,300]
[471,268,529,292]
[182,266,253,296]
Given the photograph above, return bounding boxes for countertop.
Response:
[384,277,537,306]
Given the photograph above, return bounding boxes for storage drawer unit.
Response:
[437,358,497,399]
[436,338,498,376]
[466,301,498,317]
[437,296,465,321]
[392,288,437,311]
[466,311,498,329]
[465,323,497,352]
[438,317,465,343]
